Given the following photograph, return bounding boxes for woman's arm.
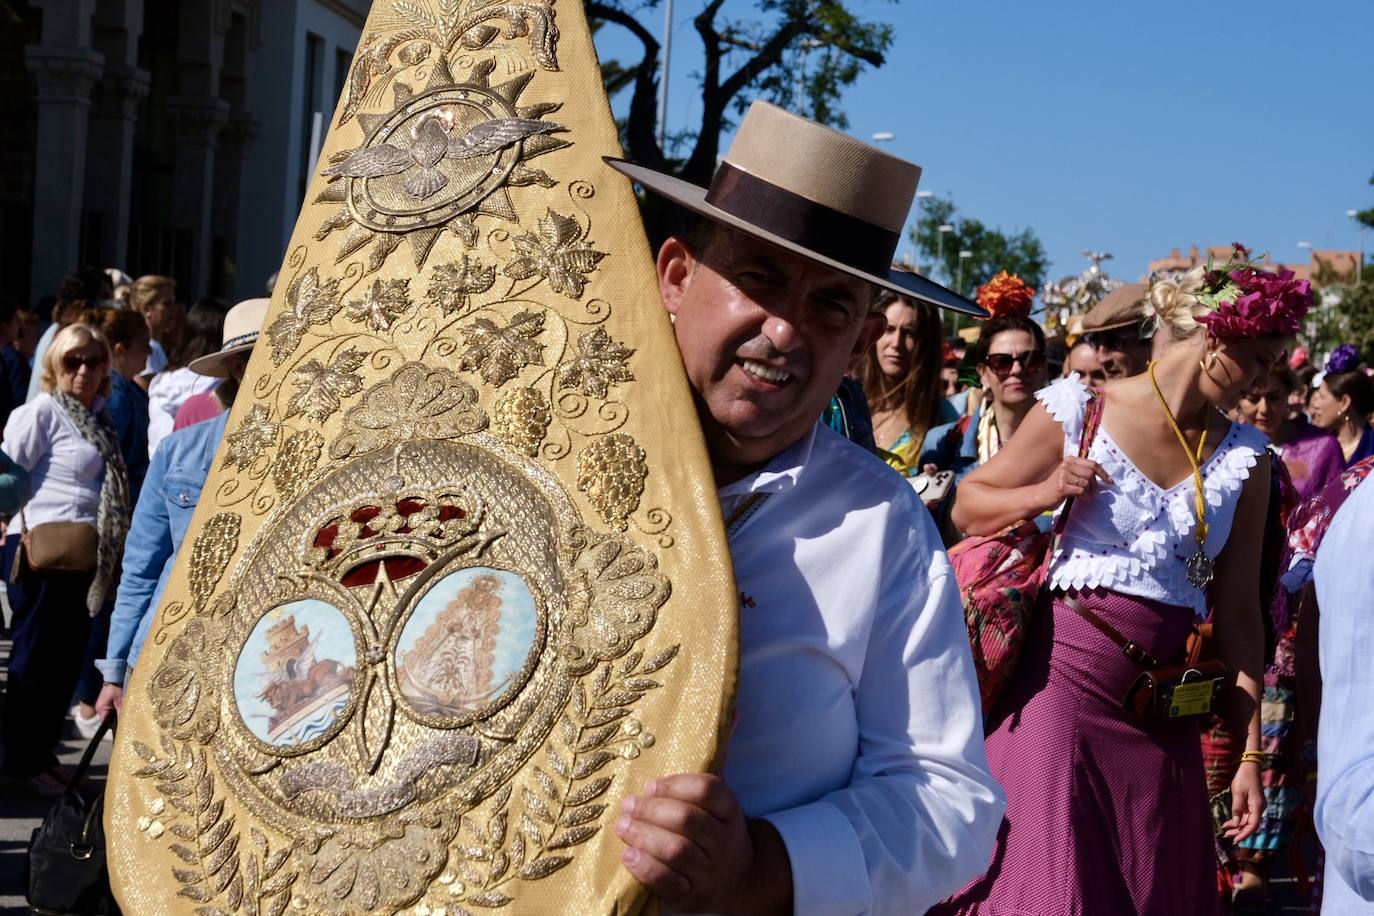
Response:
[950,403,1110,535]
[1212,457,1271,842]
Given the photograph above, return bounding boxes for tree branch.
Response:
[586,2,666,169]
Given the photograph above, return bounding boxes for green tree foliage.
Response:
[1356,171,1374,231]
[588,0,894,239]
[910,195,1048,297]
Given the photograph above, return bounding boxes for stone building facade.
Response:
[0,0,368,308]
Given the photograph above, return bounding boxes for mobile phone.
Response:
[908,470,954,506]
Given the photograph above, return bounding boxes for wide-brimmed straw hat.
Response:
[605,101,986,317]
[188,297,269,377]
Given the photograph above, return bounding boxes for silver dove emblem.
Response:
[323,115,564,201]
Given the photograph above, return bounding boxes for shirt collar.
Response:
[717,422,819,499]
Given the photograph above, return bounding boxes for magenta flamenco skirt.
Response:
[933,589,1218,916]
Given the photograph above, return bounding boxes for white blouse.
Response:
[1040,376,1267,618]
[147,366,218,458]
[2,392,105,527]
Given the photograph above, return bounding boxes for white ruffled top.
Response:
[1040,376,1267,619]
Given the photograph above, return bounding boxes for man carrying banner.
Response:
[606,102,1005,915]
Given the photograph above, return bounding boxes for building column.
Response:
[25,42,104,301]
[211,113,259,297]
[86,65,149,271]
[166,96,229,296]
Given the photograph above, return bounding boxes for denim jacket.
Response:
[96,412,228,685]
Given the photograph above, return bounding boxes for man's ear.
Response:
[656,236,694,319]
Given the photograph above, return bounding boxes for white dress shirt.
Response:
[2,392,105,527]
[1315,477,1374,913]
[710,423,1004,915]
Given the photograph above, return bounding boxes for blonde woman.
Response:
[934,247,1307,914]
[125,274,183,390]
[1,324,130,796]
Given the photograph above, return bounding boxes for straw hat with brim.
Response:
[188,297,270,377]
[604,101,986,318]
[1081,282,1149,333]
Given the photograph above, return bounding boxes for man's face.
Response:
[1063,342,1106,387]
[657,229,878,477]
[142,293,185,342]
[1085,326,1150,379]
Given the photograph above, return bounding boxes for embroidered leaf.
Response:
[286,348,366,421]
[267,268,343,365]
[427,255,496,315]
[457,310,545,385]
[517,855,571,879]
[641,644,680,674]
[572,750,615,779]
[522,786,555,825]
[502,209,607,299]
[557,328,635,399]
[344,278,412,331]
[534,767,559,801]
[560,804,605,827]
[546,825,598,849]
[221,405,277,470]
[565,777,612,807]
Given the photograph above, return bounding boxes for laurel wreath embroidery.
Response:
[438,644,679,910]
[129,739,299,916]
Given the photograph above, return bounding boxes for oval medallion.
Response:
[233,599,358,750]
[394,566,541,725]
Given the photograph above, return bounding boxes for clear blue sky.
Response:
[593,0,1373,290]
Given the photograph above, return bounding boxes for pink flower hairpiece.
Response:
[1195,243,1313,338]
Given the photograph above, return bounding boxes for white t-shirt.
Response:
[147,366,217,458]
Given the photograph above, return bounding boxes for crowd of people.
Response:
[3,99,1372,916]
[0,269,265,800]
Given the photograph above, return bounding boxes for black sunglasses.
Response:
[61,353,107,372]
[983,350,1045,376]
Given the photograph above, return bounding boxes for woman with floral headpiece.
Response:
[922,273,1048,482]
[1308,344,1374,467]
[932,245,1310,915]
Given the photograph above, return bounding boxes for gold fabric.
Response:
[106,3,738,913]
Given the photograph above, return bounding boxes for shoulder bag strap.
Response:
[1062,595,1162,668]
[1048,387,1107,544]
[64,711,116,796]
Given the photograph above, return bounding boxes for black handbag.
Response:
[26,713,120,915]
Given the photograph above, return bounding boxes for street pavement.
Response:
[0,628,1323,915]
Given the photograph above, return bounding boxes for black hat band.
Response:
[704,162,900,278]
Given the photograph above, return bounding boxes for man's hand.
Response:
[94,683,123,720]
[615,773,792,915]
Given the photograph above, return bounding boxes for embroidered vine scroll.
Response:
[105,4,739,913]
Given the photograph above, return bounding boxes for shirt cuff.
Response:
[764,800,870,916]
[94,658,127,685]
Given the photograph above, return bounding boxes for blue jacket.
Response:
[0,449,32,516]
[96,411,228,685]
[107,371,150,501]
[921,405,982,483]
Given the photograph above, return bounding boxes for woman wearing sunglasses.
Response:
[934,247,1306,915]
[0,323,130,797]
[922,309,1049,482]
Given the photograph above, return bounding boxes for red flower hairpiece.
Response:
[976,271,1035,319]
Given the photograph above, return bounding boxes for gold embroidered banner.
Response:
[106,3,738,913]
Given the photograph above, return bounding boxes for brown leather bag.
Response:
[1065,595,1227,719]
[19,513,98,576]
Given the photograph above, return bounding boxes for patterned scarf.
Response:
[53,390,131,614]
[976,406,1002,466]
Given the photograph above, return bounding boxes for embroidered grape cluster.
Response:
[493,387,552,457]
[576,433,647,530]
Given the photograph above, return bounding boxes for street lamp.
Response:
[657,0,673,149]
[957,249,973,297]
[1349,209,1365,288]
[936,224,954,282]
